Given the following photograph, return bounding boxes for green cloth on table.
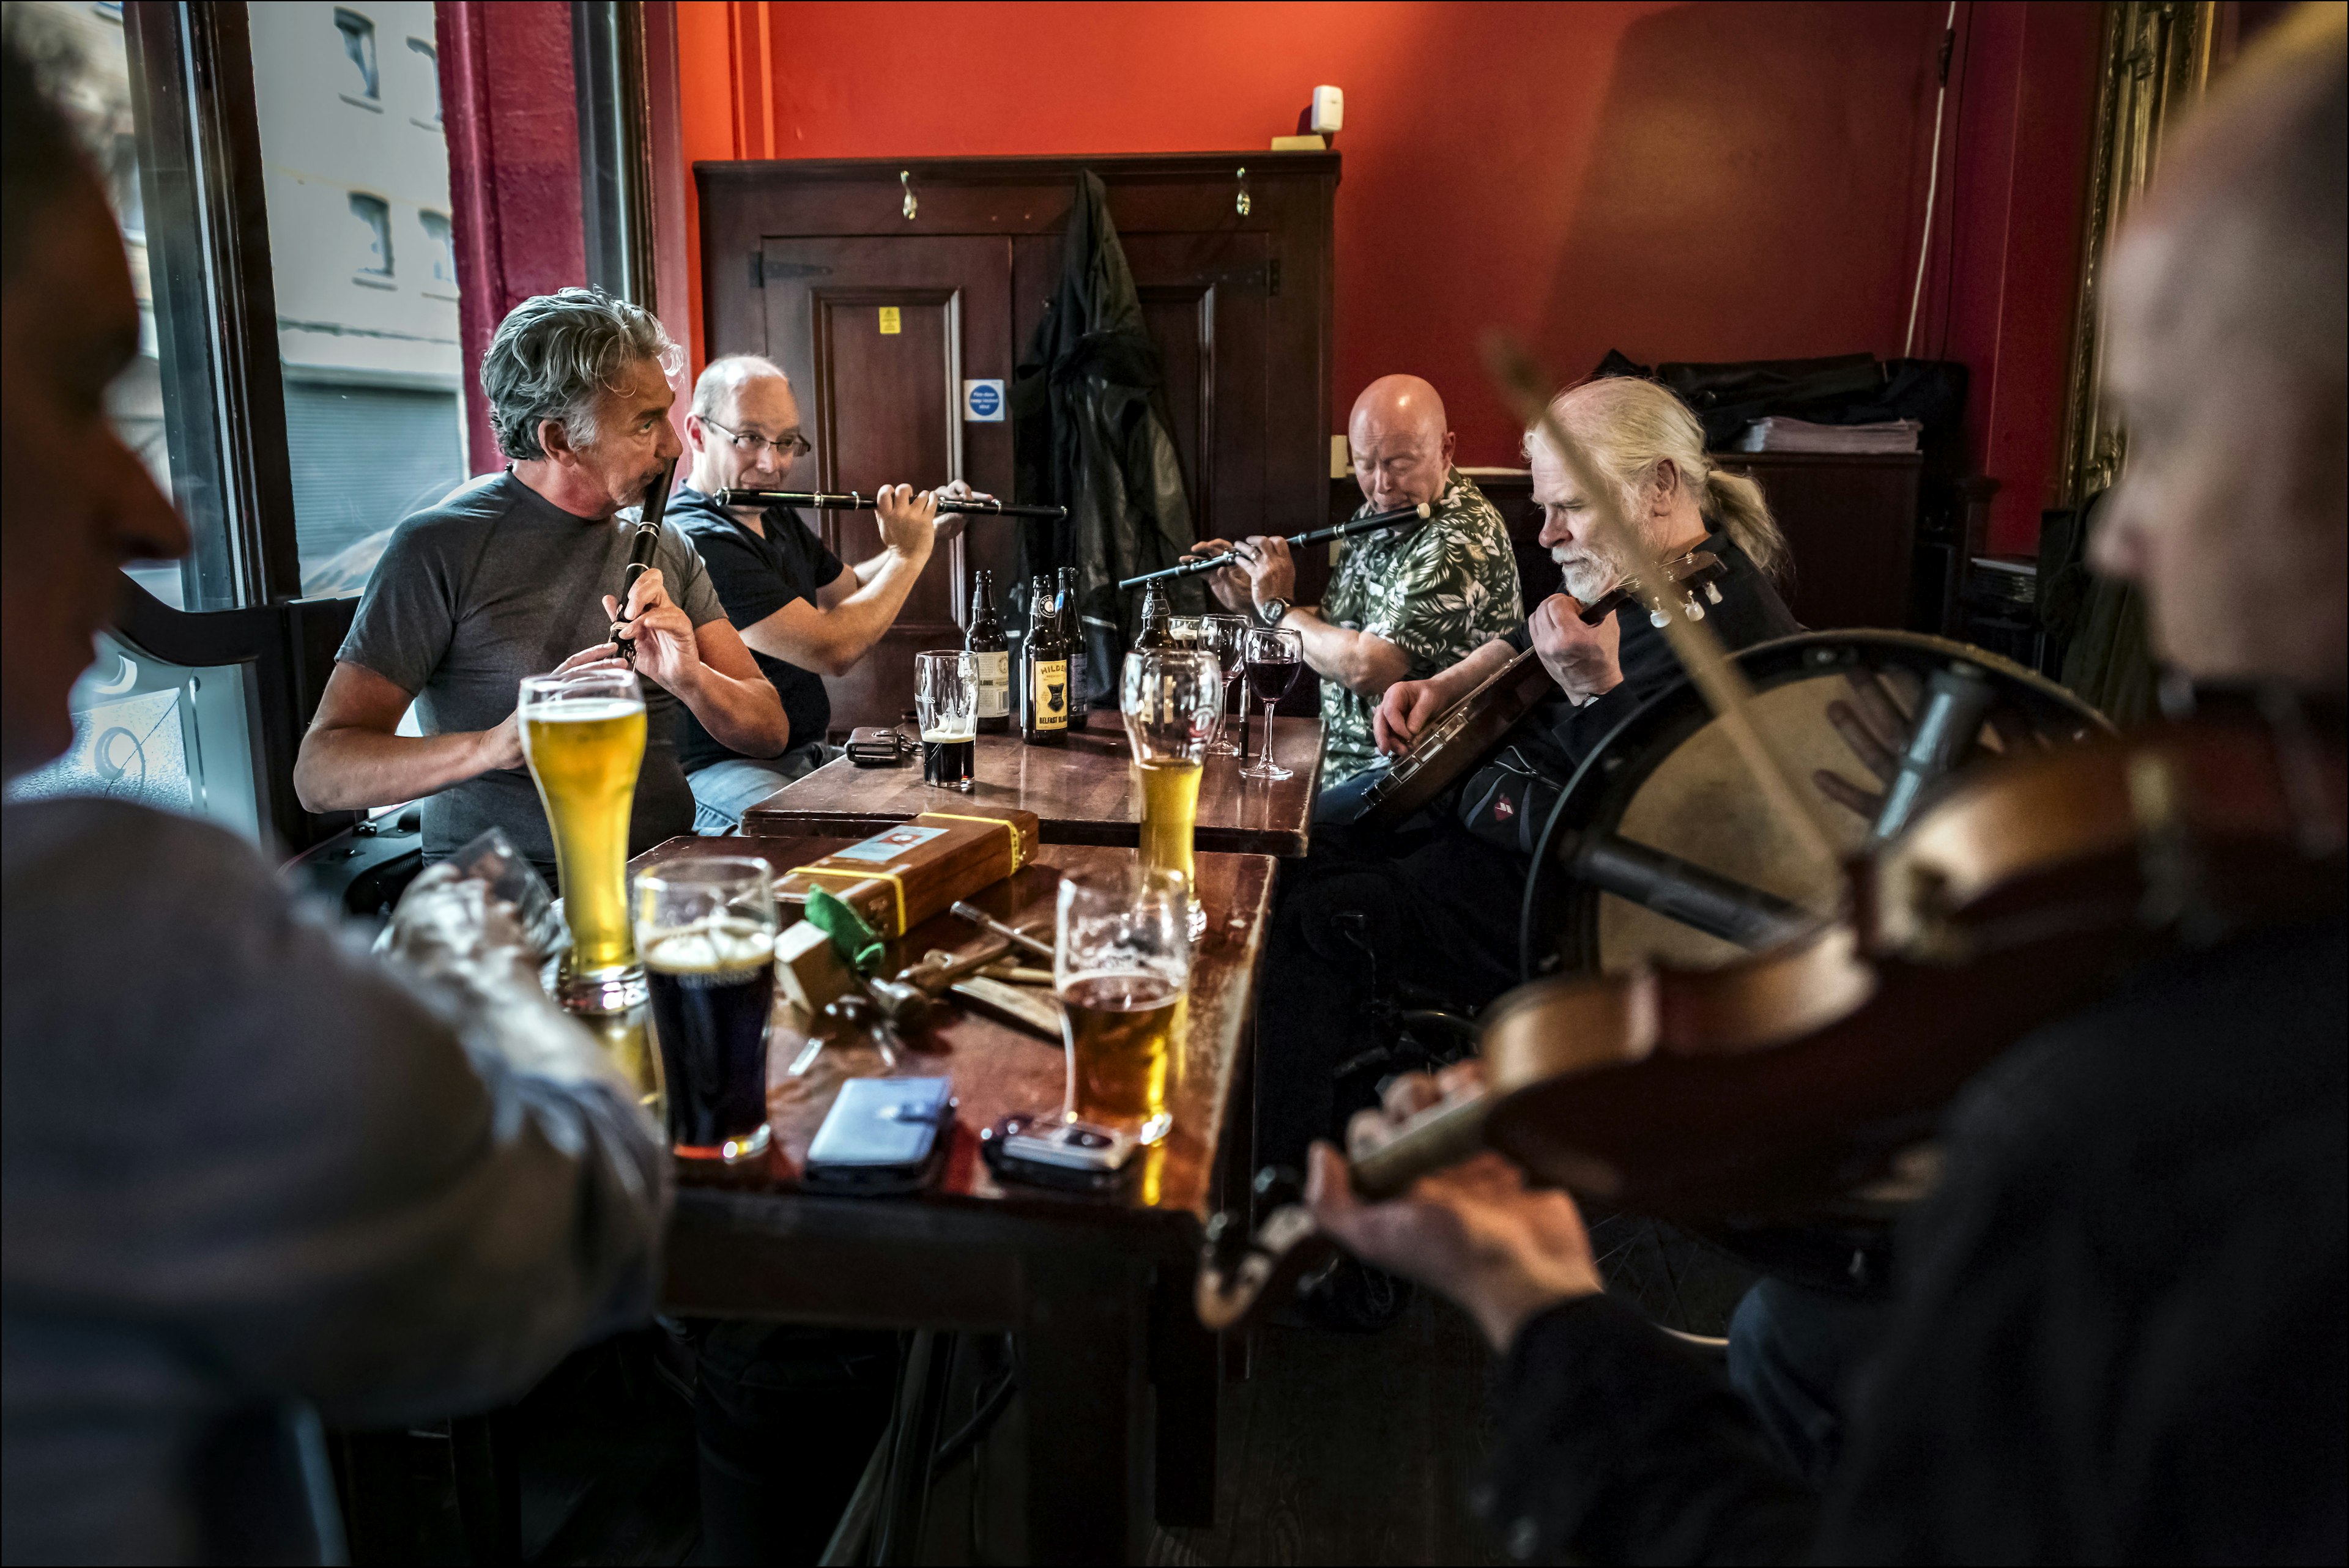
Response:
[804,887,884,975]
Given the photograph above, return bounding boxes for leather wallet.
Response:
[802,1076,956,1194]
[845,726,915,766]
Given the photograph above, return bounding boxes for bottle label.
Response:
[1069,651,1089,709]
[973,650,1011,717]
[1031,659,1069,730]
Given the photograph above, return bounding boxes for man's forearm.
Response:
[812,552,926,669]
[672,665,789,758]
[1288,610,1409,698]
[1431,638,1518,706]
[295,728,497,812]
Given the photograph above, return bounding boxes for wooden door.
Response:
[755,235,1014,731]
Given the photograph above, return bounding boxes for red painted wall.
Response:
[674,1,2097,553]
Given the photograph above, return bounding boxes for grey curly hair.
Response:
[481,287,675,460]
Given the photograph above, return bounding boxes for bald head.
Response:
[2091,6,2345,692]
[1347,375,1456,511]
[685,353,804,493]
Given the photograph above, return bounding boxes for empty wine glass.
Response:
[1238,626,1304,782]
[1198,613,1252,755]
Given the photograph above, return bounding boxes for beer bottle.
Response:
[966,569,1011,734]
[1134,579,1174,651]
[1058,565,1089,731]
[1022,574,1069,747]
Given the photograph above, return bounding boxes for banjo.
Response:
[1348,549,1727,830]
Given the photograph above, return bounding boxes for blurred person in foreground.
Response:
[1309,10,2346,1562]
[1,40,669,1565]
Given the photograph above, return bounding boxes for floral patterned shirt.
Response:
[1316,468,1524,786]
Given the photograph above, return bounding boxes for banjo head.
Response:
[1522,631,2109,981]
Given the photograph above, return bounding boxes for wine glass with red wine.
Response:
[1238,626,1304,781]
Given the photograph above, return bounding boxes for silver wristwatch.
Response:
[1257,596,1291,627]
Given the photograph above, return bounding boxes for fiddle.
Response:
[1198,694,2346,1331]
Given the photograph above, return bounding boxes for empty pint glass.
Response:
[1055,867,1190,1144]
[520,668,647,1011]
[635,857,778,1162]
[916,649,978,791]
[1121,647,1222,933]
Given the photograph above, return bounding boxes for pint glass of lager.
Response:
[1120,648,1222,934]
[634,856,779,1162]
[1053,867,1190,1144]
[520,668,647,1011]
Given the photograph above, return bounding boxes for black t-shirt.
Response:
[670,486,847,770]
[1456,533,1798,852]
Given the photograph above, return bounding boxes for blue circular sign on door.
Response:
[966,381,1003,420]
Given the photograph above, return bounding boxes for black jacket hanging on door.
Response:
[1010,171,1201,706]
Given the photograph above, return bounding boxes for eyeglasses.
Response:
[699,415,812,460]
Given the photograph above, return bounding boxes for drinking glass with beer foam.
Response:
[1120,647,1222,934]
[1055,868,1190,1145]
[634,857,779,1163]
[915,649,978,791]
[520,668,648,1011]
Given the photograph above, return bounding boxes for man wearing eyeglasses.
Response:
[669,355,978,832]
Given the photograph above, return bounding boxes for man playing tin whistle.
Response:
[294,289,787,881]
[1189,374,1523,790]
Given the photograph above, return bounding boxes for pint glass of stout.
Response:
[915,649,978,790]
[1053,867,1190,1144]
[633,857,779,1163]
[520,667,648,1011]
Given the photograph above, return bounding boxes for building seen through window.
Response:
[253,0,464,596]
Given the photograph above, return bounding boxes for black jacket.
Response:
[1010,171,1201,705]
[1480,912,2348,1564]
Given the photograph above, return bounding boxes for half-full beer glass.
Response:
[1055,867,1190,1144]
[635,857,777,1162]
[1121,647,1222,933]
[520,668,647,1011]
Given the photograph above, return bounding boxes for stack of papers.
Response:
[1735,417,1921,454]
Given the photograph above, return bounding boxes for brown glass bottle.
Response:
[1056,566,1090,731]
[1020,574,1069,746]
[966,569,1011,734]
[1134,580,1175,651]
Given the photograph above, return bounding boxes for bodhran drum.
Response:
[1521,630,2110,983]
[1512,631,2108,1331]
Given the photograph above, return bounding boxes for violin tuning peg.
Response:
[1705,581,1724,604]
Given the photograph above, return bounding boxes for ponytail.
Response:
[1700,466,1788,579]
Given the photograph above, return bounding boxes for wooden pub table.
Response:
[740,716,1325,857]
[621,834,1277,1563]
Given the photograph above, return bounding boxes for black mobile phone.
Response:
[979,1112,1139,1194]
[802,1076,955,1195]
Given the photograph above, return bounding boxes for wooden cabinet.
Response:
[698,153,1338,732]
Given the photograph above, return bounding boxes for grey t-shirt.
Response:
[338,471,728,875]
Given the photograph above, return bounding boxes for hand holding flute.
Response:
[1189,533,1297,618]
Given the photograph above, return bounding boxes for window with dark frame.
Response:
[333,9,377,100]
[420,211,455,287]
[348,193,393,278]
[408,37,440,124]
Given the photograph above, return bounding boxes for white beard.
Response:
[1553,550,1619,605]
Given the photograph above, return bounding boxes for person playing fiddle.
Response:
[1310,10,2347,1561]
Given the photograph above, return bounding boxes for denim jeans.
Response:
[687,744,836,835]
